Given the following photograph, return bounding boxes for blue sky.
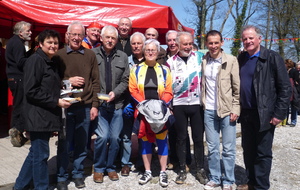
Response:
[148,0,232,53]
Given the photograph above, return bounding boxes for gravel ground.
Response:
[46,122,300,190]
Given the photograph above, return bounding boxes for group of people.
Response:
[279,59,300,127]
[5,17,292,190]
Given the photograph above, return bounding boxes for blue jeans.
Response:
[57,104,91,182]
[204,110,236,185]
[120,116,134,166]
[14,132,51,190]
[94,104,123,173]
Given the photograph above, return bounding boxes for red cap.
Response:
[87,22,101,29]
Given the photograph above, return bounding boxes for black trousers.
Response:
[8,78,25,131]
[240,109,275,190]
[173,105,205,170]
[168,122,192,165]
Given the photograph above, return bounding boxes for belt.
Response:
[8,78,22,82]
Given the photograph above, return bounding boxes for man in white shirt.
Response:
[201,30,240,190]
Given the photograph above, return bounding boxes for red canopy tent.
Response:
[0,0,194,44]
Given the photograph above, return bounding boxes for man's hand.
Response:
[58,99,71,108]
[270,117,282,126]
[230,113,238,122]
[107,91,115,103]
[69,76,85,87]
[90,107,98,120]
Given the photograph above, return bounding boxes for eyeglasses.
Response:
[144,49,158,54]
[68,33,84,38]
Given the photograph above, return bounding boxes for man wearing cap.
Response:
[82,22,101,49]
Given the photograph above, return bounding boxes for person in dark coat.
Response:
[115,17,132,56]
[5,21,32,147]
[13,29,71,190]
[285,59,300,127]
[237,25,291,190]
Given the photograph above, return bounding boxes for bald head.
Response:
[145,27,159,40]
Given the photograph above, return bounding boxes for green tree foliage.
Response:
[231,0,248,56]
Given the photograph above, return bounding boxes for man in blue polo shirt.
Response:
[237,25,291,190]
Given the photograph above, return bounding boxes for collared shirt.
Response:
[128,54,145,68]
[240,51,260,109]
[204,55,222,110]
[119,36,128,49]
[66,46,85,54]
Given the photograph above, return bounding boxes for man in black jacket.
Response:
[5,21,32,147]
[115,17,132,56]
[237,25,291,190]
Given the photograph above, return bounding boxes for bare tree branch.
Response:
[220,0,235,33]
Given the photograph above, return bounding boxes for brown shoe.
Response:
[93,172,104,183]
[108,171,119,181]
[236,184,255,190]
[121,165,130,176]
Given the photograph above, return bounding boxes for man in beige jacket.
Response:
[201,30,240,190]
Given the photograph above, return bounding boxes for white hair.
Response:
[130,32,146,44]
[101,25,118,38]
[143,39,160,52]
[13,21,31,35]
[67,21,85,35]
[176,32,193,44]
[165,30,177,42]
[118,17,132,27]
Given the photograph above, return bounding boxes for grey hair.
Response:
[241,25,262,38]
[165,30,178,42]
[118,17,132,27]
[13,21,31,35]
[130,32,146,44]
[67,21,85,35]
[143,39,160,52]
[176,31,193,44]
[101,25,118,38]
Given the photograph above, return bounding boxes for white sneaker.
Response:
[204,180,220,190]
[222,184,233,190]
[139,171,152,185]
[159,171,168,187]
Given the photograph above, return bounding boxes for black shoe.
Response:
[57,181,68,190]
[73,178,85,188]
[196,168,208,184]
[175,170,187,184]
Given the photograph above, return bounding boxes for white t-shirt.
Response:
[204,56,222,110]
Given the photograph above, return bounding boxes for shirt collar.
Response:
[100,46,116,57]
[66,45,85,54]
[207,54,222,64]
[247,51,260,59]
